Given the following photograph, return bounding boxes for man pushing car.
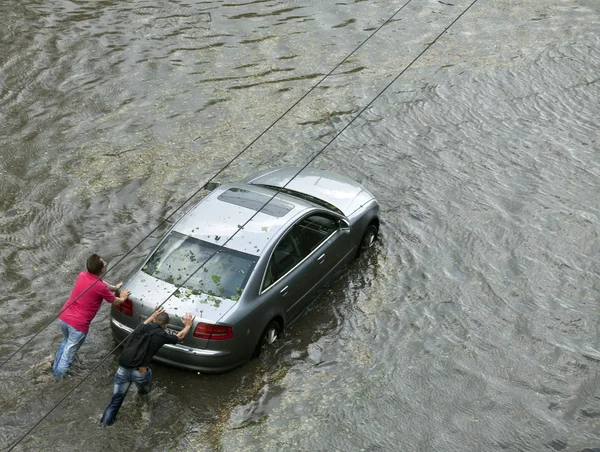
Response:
[53,254,130,379]
[101,306,195,426]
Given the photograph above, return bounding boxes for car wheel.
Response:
[356,224,378,258]
[253,319,282,358]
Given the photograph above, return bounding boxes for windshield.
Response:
[142,231,256,300]
[254,184,344,216]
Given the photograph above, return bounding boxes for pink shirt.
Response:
[59,271,116,334]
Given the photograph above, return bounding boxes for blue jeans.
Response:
[52,320,87,378]
[101,366,153,426]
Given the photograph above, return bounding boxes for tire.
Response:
[253,319,282,358]
[356,224,378,258]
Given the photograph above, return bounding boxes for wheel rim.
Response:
[265,328,278,345]
[363,231,375,249]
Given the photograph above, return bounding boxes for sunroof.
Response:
[218,188,294,217]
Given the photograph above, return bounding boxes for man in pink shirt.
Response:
[52,254,131,378]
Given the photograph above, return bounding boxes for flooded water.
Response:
[1,0,599,450]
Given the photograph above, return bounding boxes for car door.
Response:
[294,213,352,299]
[260,228,312,323]
[260,212,352,323]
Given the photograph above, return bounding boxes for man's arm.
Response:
[106,281,124,293]
[176,312,195,342]
[144,306,164,325]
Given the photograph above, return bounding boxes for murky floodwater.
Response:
[1,0,599,450]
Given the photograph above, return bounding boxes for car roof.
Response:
[172,182,318,256]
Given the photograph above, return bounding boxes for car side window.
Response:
[295,214,338,256]
[262,213,340,291]
[262,231,302,289]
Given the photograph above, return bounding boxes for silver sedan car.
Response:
[110,167,379,373]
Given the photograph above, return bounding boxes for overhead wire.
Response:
[7,0,482,449]
[0,0,414,371]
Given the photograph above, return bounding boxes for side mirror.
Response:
[339,219,351,233]
[204,182,221,192]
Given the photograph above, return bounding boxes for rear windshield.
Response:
[142,231,256,300]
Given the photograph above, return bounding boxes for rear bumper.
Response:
[110,318,244,374]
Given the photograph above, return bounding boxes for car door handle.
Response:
[280,286,288,296]
[317,253,326,264]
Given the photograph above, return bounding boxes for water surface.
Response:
[1,0,599,450]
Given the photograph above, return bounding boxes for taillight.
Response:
[115,298,133,317]
[193,322,233,340]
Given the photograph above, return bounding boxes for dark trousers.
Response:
[101,366,152,426]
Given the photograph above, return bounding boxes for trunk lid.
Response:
[125,270,238,348]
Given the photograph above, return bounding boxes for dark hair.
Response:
[156,312,170,327]
[86,254,105,275]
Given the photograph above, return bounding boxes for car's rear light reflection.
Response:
[194,322,233,340]
[115,298,133,317]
